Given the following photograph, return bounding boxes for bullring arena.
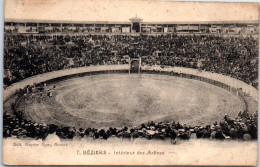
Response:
[14,74,246,128]
[4,65,258,129]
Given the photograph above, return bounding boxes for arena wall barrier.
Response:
[142,65,258,102]
[4,65,258,104]
[3,65,129,101]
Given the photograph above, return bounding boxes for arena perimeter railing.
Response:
[4,65,258,103]
[3,65,129,102]
[141,65,258,102]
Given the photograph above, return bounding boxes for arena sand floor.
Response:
[15,73,256,129]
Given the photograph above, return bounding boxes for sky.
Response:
[4,0,259,22]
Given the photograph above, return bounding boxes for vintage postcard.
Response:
[2,0,259,165]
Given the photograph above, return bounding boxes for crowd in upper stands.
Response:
[4,34,258,88]
[3,106,258,141]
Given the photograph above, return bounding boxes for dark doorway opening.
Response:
[132,22,140,33]
[130,60,139,73]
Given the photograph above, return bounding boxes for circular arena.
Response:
[12,71,253,129]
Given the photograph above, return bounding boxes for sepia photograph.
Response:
[2,0,259,165]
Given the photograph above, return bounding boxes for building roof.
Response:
[129,15,143,23]
[5,18,258,25]
[142,20,259,25]
[4,18,131,25]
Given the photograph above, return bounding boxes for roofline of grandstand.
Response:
[4,18,259,25]
[143,20,259,25]
[4,19,130,24]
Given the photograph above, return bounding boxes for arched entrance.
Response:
[130,57,141,73]
[130,16,143,33]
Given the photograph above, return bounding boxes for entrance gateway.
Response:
[129,57,141,74]
[129,15,143,33]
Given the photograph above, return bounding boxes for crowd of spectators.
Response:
[3,107,258,141]
[4,34,258,88]
[3,33,258,142]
